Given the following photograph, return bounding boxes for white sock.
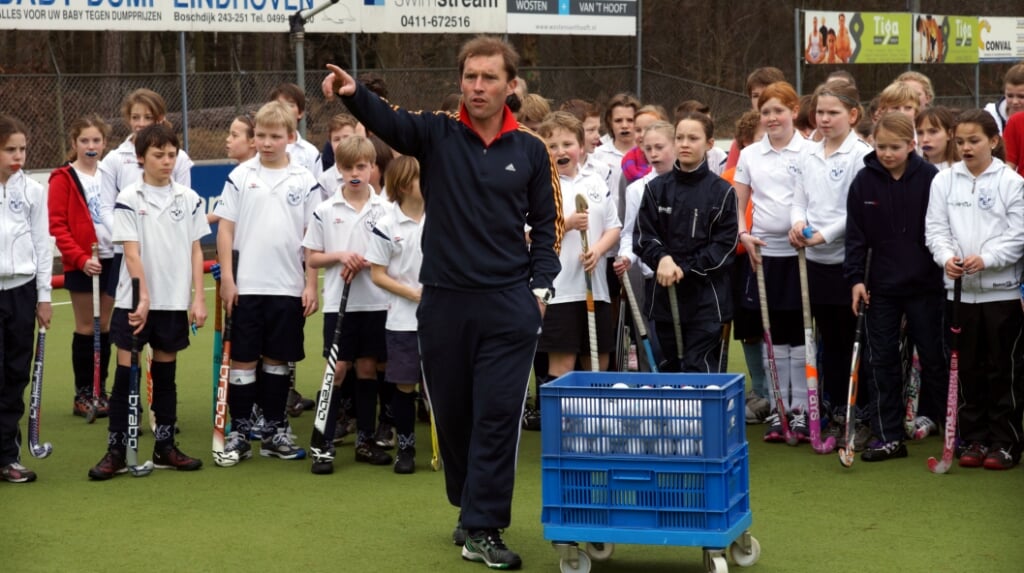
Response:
[764,344,792,412]
[789,345,808,413]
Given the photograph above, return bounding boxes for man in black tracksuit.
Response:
[323,36,562,570]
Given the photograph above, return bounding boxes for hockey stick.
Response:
[798,249,835,453]
[126,278,154,477]
[86,242,101,423]
[28,327,52,458]
[905,348,922,438]
[668,284,684,371]
[146,345,156,434]
[755,245,798,446]
[618,263,658,372]
[310,281,352,463]
[928,276,962,474]
[614,295,629,372]
[211,271,222,423]
[429,398,441,471]
[718,322,731,374]
[575,194,599,372]
[212,256,237,464]
[838,249,872,467]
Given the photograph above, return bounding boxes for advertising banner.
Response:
[912,14,978,63]
[803,11,911,64]
[978,16,1024,62]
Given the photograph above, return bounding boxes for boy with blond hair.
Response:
[213,101,321,467]
[303,135,391,474]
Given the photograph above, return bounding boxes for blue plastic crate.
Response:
[541,446,750,547]
[539,372,746,460]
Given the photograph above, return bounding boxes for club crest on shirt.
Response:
[786,161,801,176]
[586,184,604,203]
[363,204,385,231]
[7,191,24,214]
[978,191,995,211]
[286,186,304,206]
[169,201,186,222]
[829,164,847,181]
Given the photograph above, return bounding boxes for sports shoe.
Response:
[153,444,203,471]
[790,411,810,443]
[310,444,336,475]
[333,415,356,445]
[248,410,265,441]
[910,416,937,440]
[286,388,306,417]
[88,450,127,480]
[959,442,988,468]
[96,393,110,418]
[861,440,908,462]
[214,431,253,467]
[462,529,522,570]
[394,448,416,474]
[763,412,784,443]
[745,396,770,424]
[261,428,307,460]
[73,393,92,417]
[983,447,1016,470]
[521,406,541,431]
[452,518,466,546]
[2,462,37,483]
[374,422,396,450]
[354,443,392,465]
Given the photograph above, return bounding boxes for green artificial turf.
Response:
[3,278,1022,572]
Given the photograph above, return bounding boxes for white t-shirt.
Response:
[99,136,193,255]
[214,157,320,297]
[75,168,113,258]
[707,146,728,176]
[112,181,210,310]
[734,132,808,257]
[365,201,424,332]
[302,189,389,313]
[288,134,323,181]
[552,170,622,304]
[618,170,658,278]
[791,130,871,264]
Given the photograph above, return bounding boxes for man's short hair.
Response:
[458,35,519,81]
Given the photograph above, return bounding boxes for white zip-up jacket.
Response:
[0,171,52,302]
[925,158,1024,303]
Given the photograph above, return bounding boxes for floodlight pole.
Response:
[290,0,339,137]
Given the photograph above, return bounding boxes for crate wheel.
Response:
[583,542,615,561]
[559,552,591,573]
[708,555,728,573]
[729,535,760,567]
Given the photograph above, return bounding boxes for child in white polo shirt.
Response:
[367,155,424,474]
[213,101,321,467]
[303,135,391,474]
[88,124,209,480]
[537,112,622,376]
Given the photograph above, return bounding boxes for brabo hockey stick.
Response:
[798,248,835,453]
[86,242,101,424]
[575,193,599,372]
[838,249,872,468]
[311,281,353,463]
[929,276,962,474]
[28,327,52,458]
[126,278,154,477]
[212,255,237,464]
[755,245,798,446]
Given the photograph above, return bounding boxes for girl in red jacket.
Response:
[48,114,114,417]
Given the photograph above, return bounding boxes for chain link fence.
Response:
[0,66,1002,169]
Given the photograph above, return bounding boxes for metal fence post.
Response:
[48,39,67,162]
[180,31,190,152]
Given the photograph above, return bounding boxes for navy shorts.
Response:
[538,300,614,354]
[64,257,116,294]
[105,253,122,298]
[323,310,386,363]
[385,330,420,384]
[111,309,189,353]
[231,295,306,363]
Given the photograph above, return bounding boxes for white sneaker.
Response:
[911,416,937,440]
[213,431,252,467]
